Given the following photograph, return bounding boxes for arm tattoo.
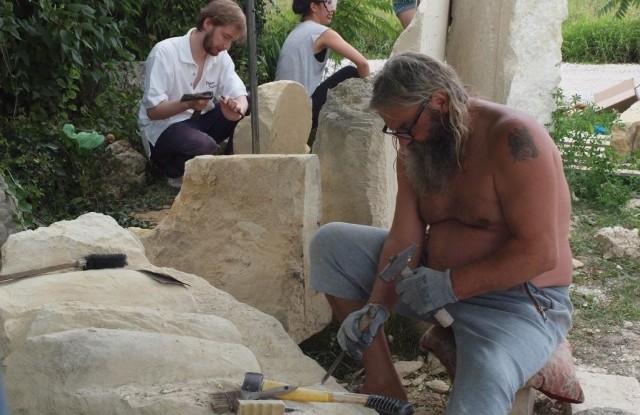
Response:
[508,127,539,161]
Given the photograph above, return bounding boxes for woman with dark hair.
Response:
[276,0,370,132]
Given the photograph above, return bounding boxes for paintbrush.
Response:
[0,253,128,283]
[211,378,414,415]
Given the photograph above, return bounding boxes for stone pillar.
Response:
[446,0,567,126]
[391,0,451,60]
[313,77,397,229]
[137,155,331,343]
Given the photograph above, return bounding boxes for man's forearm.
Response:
[146,99,192,120]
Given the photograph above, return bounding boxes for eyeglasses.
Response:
[382,98,429,141]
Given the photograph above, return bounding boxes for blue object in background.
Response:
[594,124,609,135]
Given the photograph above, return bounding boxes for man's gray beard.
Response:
[401,112,458,194]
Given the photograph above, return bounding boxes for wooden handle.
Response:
[261,379,368,405]
[0,262,77,282]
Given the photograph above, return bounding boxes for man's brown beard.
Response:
[203,30,219,56]
[400,109,458,194]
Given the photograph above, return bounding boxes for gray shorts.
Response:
[310,222,573,415]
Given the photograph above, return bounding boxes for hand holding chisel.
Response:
[379,244,454,328]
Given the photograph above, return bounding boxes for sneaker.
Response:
[166,176,183,189]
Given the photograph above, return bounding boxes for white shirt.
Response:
[138,28,247,149]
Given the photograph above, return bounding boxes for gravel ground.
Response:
[559,63,640,103]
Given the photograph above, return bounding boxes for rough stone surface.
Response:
[571,371,640,415]
[105,139,148,186]
[610,121,640,156]
[313,77,397,228]
[391,0,450,60]
[446,0,566,127]
[134,155,331,343]
[0,213,369,415]
[234,81,312,155]
[594,226,640,259]
[0,176,22,261]
[574,409,637,415]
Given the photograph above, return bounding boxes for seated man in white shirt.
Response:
[138,0,249,189]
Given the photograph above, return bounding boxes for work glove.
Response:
[337,303,389,360]
[396,267,458,317]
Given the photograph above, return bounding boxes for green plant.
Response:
[0,1,135,118]
[546,89,639,209]
[600,0,640,18]
[563,0,640,63]
[330,0,400,59]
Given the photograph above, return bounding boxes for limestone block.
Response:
[620,100,640,125]
[572,371,640,414]
[0,176,22,257]
[594,226,640,259]
[137,155,331,343]
[313,77,397,228]
[391,0,450,60]
[0,212,148,276]
[610,121,640,156]
[446,0,566,126]
[235,81,312,155]
[0,213,369,415]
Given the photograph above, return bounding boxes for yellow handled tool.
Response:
[213,372,415,415]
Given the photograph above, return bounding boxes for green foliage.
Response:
[563,0,640,63]
[546,90,640,209]
[599,0,640,18]
[562,17,640,63]
[330,0,400,59]
[0,0,134,118]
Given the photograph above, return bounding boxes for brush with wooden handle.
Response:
[0,253,128,283]
[211,373,414,415]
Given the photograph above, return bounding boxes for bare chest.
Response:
[419,170,504,229]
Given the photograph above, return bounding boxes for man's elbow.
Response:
[356,60,370,78]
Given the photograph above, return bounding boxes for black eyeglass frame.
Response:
[381,97,430,140]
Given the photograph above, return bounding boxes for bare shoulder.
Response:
[471,100,557,162]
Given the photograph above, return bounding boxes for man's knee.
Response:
[310,222,349,259]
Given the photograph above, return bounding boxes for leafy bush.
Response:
[330,0,400,59]
[563,0,640,63]
[562,17,640,63]
[546,90,640,209]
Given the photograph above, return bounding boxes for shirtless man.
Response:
[309,52,573,414]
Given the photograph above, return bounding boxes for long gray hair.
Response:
[370,53,470,163]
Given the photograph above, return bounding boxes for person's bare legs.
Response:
[326,294,407,400]
[397,7,416,29]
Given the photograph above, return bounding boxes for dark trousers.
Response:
[150,103,243,179]
[311,65,359,130]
